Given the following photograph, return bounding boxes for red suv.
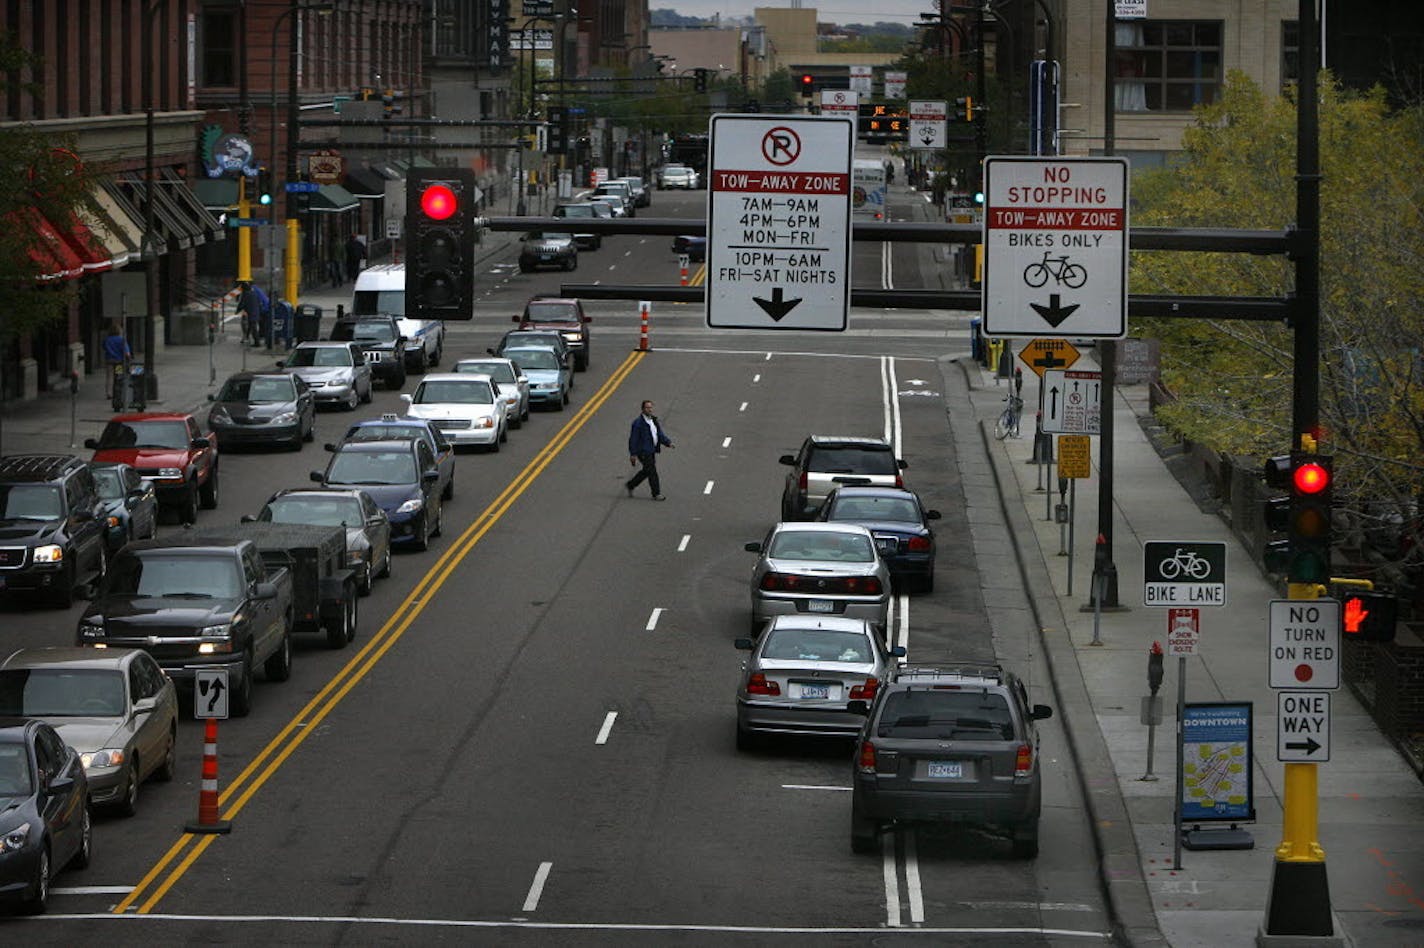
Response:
[86,413,218,523]
[514,297,591,371]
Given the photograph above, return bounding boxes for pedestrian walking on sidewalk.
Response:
[101,321,131,398]
[345,234,366,282]
[624,400,674,500]
[235,281,270,347]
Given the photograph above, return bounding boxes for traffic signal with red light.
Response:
[800,74,814,99]
[1262,452,1333,583]
[1339,589,1397,642]
[406,169,477,321]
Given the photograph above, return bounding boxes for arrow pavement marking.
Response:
[753,287,803,322]
[1029,293,1081,328]
[1284,736,1322,755]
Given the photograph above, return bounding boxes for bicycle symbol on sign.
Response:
[1158,548,1212,580]
[1023,251,1087,289]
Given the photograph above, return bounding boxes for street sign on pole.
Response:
[1042,368,1102,434]
[1143,540,1227,606]
[909,100,946,150]
[1277,691,1330,761]
[819,89,859,118]
[1057,434,1091,478]
[1166,607,1200,656]
[705,114,854,331]
[1268,598,1341,689]
[1017,338,1080,377]
[982,156,1129,339]
[193,668,229,719]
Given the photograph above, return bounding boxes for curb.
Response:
[958,356,1167,948]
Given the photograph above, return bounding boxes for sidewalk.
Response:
[961,352,1424,947]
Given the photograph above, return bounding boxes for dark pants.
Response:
[626,453,661,496]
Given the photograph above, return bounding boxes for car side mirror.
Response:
[275,360,286,369]
[511,315,522,323]
[47,774,76,795]
[84,438,99,449]
[847,700,869,716]
[255,581,278,600]
[423,470,440,483]
[310,471,324,483]
[486,348,497,356]
[744,542,761,553]
[778,454,796,465]
[733,637,754,650]
[323,443,337,452]
[132,696,157,714]
[1031,704,1053,720]
[898,459,909,470]
[240,514,256,523]
[926,510,942,520]
[890,645,907,657]
[582,315,592,323]
[192,437,211,449]
[400,393,413,403]
[207,394,216,401]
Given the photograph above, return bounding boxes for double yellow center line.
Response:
[115,349,646,914]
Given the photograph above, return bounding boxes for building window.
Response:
[1282,20,1300,88]
[200,10,238,87]
[1114,21,1222,112]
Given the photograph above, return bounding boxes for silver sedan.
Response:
[745,522,892,636]
[734,616,904,749]
[247,487,392,596]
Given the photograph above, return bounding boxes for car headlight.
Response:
[32,544,64,563]
[272,411,298,424]
[197,624,233,654]
[347,547,366,563]
[81,748,125,771]
[209,407,233,425]
[107,515,122,529]
[475,417,494,429]
[158,467,183,479]
[562,332,581,341]
[1,823,31,853]
[396,497,424,515]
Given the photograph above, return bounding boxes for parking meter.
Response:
[1148,641,1164,696]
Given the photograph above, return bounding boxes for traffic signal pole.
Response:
[236,177,252,283]
[1263,0,1332,939]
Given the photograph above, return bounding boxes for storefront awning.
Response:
[192,178,239,211]
[344,166,388,199]
[308,184,360,214]
[12,207,86,283]
[165,170,227,243]
[111,170,225,253]
[77,187,137,269]
[51,210,115,273]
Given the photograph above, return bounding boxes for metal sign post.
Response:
[1057,434,1091,595]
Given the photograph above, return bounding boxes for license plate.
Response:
[927,761,963,779]
[796,683,831,700]
[807,599,834,613]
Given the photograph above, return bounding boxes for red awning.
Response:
[51,210,116,273]
[13,207,85,282]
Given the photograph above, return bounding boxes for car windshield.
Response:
[767,530,875,562]
[414,380,493,405]
[352,289,405,316]
[456,361,516,383]
[524,302,577,322]
[828,496,919,522]
[91,468,126,500]
[108,552,243,598]
[0,484,64,519]
[806,446,899,475]
[217,377,296,403]
[327,450,417,486]
[0,668,127,718]
[555,205,593,218]
[263,495,363,528]
[96,419,192,450]
[288,347,352,368]
[0,743,33,796]
[508,350,559,371]
[333,320,397,344]
[528,232,573,242]
[761,629,872,663]
[344,424,433,452]
[876,691,1014,740]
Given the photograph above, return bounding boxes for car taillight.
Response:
[746,673,780,696]
[849,677,879,700]
[798,471,808,490]
[894,474,903,488]
[842,576,883,595]
[1015,743,1033,778]
[907,536,931,552]
[857,740,877,774]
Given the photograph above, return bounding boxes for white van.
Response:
[351,263,446,372]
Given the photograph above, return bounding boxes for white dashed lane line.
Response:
[522,862,553,912]
[645,608,664,631]
[595,712,617,745]
[677,534,690,552]
[739,402,748,412]
[704,481,714,495]
[722,437,731,448]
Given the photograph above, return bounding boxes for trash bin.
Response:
[969,318,983,364]
[295,304,323,342]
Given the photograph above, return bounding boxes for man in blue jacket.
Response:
[625,400,674,500]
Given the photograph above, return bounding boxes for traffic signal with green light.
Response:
[405,169,477,321]
[255,166,273,206]
[1339,589,1397,642]
[1262,453,1333,583]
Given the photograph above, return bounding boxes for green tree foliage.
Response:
[1133,71,1424,548]
[0,32,96,337]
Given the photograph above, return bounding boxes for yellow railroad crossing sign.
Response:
[1018,338,1081,378]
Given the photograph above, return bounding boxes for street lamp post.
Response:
[141,0,166,392]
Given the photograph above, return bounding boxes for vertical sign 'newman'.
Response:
[982,157,1129,339]
[705,115,854,331]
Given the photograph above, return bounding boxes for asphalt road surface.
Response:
[4,185,1113,944]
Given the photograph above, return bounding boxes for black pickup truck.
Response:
[77,537,294,716]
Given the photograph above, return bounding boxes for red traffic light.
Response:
[420,184,458,221]
[1293,461,1330,495]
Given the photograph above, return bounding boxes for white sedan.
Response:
[401,373,507,452]
[453,357,529,429]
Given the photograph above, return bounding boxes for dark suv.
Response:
[0,455,109,607]
[329,315,413,385]
[850,664,1052,857]
[515,297,591,371]
[779,436,907,521]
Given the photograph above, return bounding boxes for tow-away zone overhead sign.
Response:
[705,114,854,331]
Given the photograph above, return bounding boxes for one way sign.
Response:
[1277,691,1330,762]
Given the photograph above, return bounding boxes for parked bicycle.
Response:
[1022,251,1087,289]
[995,393,1024,440]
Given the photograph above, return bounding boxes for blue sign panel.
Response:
[285,181,320,193]
[1181,702,1255,822]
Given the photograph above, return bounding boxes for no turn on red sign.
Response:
[982,157,1129,339]
[705,115,854,331]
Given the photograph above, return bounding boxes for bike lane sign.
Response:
[981,156,1129,339]
[1143,540,1227,607]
